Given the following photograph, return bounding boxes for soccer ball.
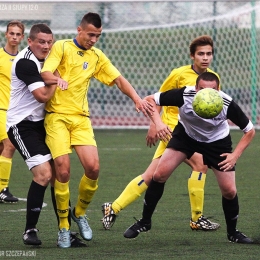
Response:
[192,88,223,119]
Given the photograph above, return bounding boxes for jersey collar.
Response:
[73,38,87,50]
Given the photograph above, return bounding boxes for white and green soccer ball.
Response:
[192,88,223,119]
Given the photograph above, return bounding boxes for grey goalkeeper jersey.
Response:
[154,86,253,143]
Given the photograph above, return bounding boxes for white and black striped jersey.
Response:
[7,47,45,131]
[154,86,253,143]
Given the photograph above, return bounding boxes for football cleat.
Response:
[57,228,71,248]
[101,202,117,230]
[190,215,220,231]
[124,218,151,239]
[227,230,253,244]
[0,187,18,203]
[71,208,92,241]
[23,228,41,246]
[70,231,87,247]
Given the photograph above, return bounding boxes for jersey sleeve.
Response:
[15,59,44,92]
[41,41,63,73]
[93,51,121,86]
[227,100,252,131]
[156,87,185,107]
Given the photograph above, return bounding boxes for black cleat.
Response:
[227,230,253,244]
[70,232,87,247]
[23,228,42,246]
[124,218,151,239]
[0,187,18,203]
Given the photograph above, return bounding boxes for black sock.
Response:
[222,194,239,234]
[51,186,71,228]
[142,179,165,222]
[25,181,47,231]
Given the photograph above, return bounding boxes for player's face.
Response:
[28,33,53,60]
[76,23,102,50]
[5,25,24,47]
[191,45,213,74]
[196,79,219,92]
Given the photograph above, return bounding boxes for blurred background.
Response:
[1,0,259,128]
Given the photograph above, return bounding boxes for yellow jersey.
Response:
[159,65,219,129]
[0,48,17,110]
[42,39,121,116]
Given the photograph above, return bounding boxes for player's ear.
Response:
[77,26,82,34]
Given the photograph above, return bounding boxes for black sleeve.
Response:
[15,59,44,86]
[227,100,250,129]
[159,87,185,107]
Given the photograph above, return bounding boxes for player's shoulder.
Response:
[207,68,220,78]
[219,90,232,102]
[172,65,192,74]
[53,39,74,48]
[0,47,10,58]
[90,46,104,55]
[183,86,196,94]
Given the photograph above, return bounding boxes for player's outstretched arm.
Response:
[114,75,154,117]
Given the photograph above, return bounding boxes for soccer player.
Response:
[7,23,59,246]
[124,72,255,244]
[40,12,153,248]
[0,20,24,203]
[102,35,220,231]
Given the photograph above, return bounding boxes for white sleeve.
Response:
[154,92,161,105]
[242,120,254,133]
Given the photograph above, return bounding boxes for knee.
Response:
[85,166,99,180]
[2,141,16,157]
[222,188,237,200]
[54,162,70,182]
[35,171,52,186]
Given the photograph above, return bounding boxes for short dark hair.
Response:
[29,23,53,40]
[196,72,219,86]
[80,12,102,28]
[190,35,214,56]
[6,20,25,34]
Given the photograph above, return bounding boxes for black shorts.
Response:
[8,120,51,170]
[167,123,233,171]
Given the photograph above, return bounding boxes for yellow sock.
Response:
[112,175,148,214]
[54,179,70,230]
[188,171,206,221]
[75,175,98,217]
[0,156,12,191]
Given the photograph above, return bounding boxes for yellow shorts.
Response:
[0,110,8,141]
[152,124,176,160]
[153,140,168,160]
[44,113,97,159]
